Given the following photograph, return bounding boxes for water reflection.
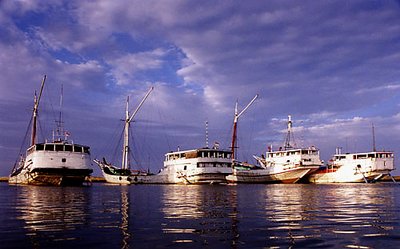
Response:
[239,184,399,248]
[14,185,91,247]
[160,185,239,248]
[4,183,400,248]
[120,186,130,249]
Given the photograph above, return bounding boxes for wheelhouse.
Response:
[27,143,90,155]
[164,149,232,161]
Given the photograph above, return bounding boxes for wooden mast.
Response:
[230,94,258,162]
[121,87,154,170]
[30,75,47,146]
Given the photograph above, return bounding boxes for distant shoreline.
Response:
[1,176,399,183]
[0,176,106,182]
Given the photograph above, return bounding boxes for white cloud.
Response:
[108,49,167,85]
[356,83,400,94]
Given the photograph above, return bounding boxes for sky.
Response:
[1,0,400,176]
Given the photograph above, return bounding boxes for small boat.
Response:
[227,115,322,183]
[94,87,153,185]
[9,75,93,186]
[308,148,395,183]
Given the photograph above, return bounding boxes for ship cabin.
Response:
[164,148,232,168]
[333,151,394,161]
[165,148,232,161]
[266,147,319,158]
[27,142,90,156]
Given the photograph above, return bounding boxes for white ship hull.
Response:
[227,146,322,184]
[9,144,92,186]
[103,148,233,185]
[8,167,91,186]
[158,148,233,184]
[95,159,154,185]
[308,151,395,183]
[226,167,313,184]
[308,169,392,183]
[101,171,132,185]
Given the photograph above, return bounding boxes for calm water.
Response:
[1,183,400,249]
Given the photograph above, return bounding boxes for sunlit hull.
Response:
[308,169,393,183]
[9,168,92,186]
[95,160,151,185]
[308,151,395,183]
[226,167,314,184]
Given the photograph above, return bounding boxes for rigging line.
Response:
[37,115,45,142]
[244,111,257,162]
[41,78,58,135]
[11,115,33,172]
[111,125,125,166]
[133,131,148,171]
[103,119,124,154]
[156,104,172,151]
[129,127,140,170]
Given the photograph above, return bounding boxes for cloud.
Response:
[108,49,167,85]
[2,1,400,175]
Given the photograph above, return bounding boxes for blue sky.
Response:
[1,0,400,176]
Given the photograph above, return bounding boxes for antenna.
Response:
[54,84,65,141]
[372,123,376,152]
[284,115,296,149]
[205,120,209,148]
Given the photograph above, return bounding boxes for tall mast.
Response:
[284,115,295,149]
[121,87,154,170]
[231,94,258,162]
[30,75,47,146]
[122,96,130,170]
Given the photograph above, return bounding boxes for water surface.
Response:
[1,183,399,248]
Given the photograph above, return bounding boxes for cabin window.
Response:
[55,145,64,151]
[74,146,82,153]
[368,154,375,158]
[62,158,66,163]
[36,144,44,151]
[65,145,72,152]
[45,144,54,151]
[183,166,187,170]
[84,147,90,154]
